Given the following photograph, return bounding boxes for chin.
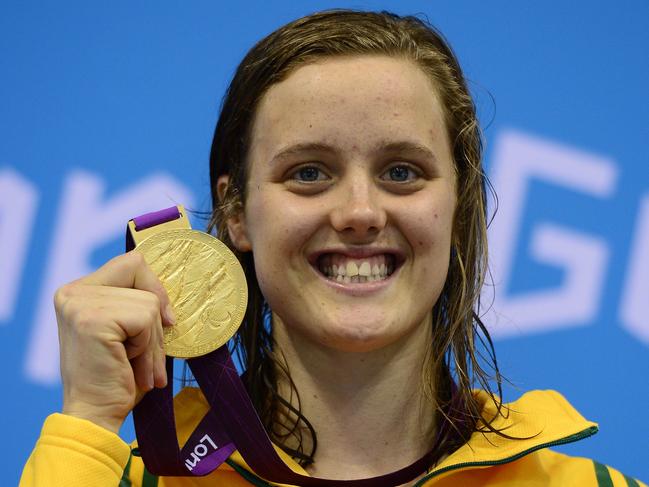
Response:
[315,320,403,353]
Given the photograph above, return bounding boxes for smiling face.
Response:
[225,55,457,353]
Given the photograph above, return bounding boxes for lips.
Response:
[314,251,401,283]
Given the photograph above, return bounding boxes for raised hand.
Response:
[55,251,175,433]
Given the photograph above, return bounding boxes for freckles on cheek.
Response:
[404,205,453,253]
[410,216,436,247]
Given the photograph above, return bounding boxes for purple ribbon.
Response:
[128,207,448,485]
[133,356,236,476]
[133,206,181,231]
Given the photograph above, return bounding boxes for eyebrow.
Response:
[271,142,338,164]
[375,141,437,162]
[270,140,438,163]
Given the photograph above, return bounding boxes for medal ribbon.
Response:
[129,207,454,485]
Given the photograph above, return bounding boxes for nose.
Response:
[330,175,387,239]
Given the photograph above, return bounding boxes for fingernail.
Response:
[164,303,176,325]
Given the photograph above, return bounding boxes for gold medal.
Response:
[129,207,247,358]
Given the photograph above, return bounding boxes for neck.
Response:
[272,316,437,483]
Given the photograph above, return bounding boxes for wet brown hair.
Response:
[207,9,504,466]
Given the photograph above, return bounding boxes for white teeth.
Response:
[319,256,394,282]
[346,261,358,277]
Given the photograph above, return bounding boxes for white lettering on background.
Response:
[620,194,649,345]
[487,130,617,338]
[25,170,194,384]
[185,434,218,471]
[0,168,38,323]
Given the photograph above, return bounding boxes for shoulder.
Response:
[531,449,646,487]
[424,449,646,486]
[419,390,646,486]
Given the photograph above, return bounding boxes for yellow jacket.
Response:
[20,388,646,486]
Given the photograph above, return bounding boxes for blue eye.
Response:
[293,166,326,182]
[383,165,418,182]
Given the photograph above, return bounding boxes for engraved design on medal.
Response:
[136,229,247,358]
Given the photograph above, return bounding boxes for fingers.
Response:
[57,287,168,392]
[82,251,176,327]
[112,297,167,390]
[151,319,168,388]
[63,251,173,391]
[131,349,154,391]
[55,251,175,431]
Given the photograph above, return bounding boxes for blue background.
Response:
[2,1,648,484]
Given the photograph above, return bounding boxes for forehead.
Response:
[249,55,450,156]
[273,55,434,102]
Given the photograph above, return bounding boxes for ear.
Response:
[216,175,252,252]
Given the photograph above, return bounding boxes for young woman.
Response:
[21,10,644,487]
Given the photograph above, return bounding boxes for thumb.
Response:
[81,251,176,326]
